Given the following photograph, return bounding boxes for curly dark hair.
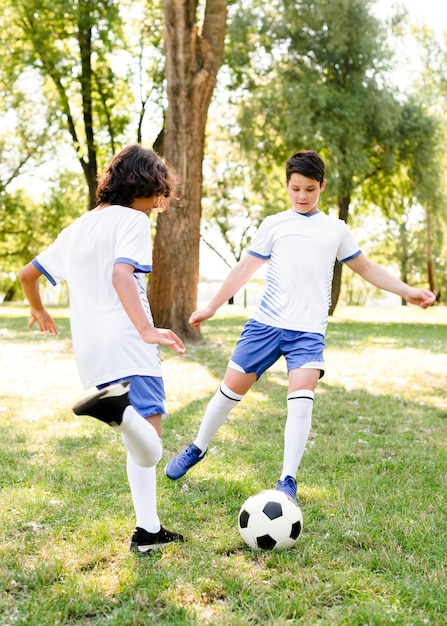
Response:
[96,144,177,210]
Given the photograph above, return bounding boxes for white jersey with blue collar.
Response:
[248,209,361,334]
[33,205,162,389]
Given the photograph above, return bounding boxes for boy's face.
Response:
[130,196,160,214]
[286,173,325,215]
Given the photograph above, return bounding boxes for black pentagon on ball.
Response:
[290,520,302,540]
[239,509,250,529]
[262,501,283,520]
[257,534,277,550]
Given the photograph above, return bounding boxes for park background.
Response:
[2,0,447,327]
[1,0,447,624]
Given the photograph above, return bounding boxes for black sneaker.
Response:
[72,382,130,427]
[130,526,184,553]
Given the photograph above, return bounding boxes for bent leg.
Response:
[194,369,256,452]
[119,407,163,467]
[223,368,257,395]
[287,367,320,395]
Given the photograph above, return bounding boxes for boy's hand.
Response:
[28,307,59,335]
[141,327,185,354]
[189,306,216,330]
[405,288,436,309]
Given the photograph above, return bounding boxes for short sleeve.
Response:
[34,228,70,285]
[337,223,361,263]
[247,216,275,260]
[114,212,152,271]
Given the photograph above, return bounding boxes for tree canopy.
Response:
[1,0,446,317]
[223,0,445,310]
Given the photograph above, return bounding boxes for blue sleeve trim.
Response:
[114,257,152,273]
[340,249,362,264]
[248,250,270,260]
[32,259,57,286]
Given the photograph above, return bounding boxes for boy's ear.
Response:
[320,180,326,191]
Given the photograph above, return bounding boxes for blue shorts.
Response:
[228,319,326,380]
[97,375,167,418]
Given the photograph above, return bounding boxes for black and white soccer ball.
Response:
[238,489,303,551]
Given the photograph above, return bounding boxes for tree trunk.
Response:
[2,283,16,303]
[399,221,409,306]
[77,7,97,210]
[425,207,437,295]
[329,195,351,315]
[149,0,227,339]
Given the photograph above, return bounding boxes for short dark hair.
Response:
[286,150,325,184]
[96,144,177,209]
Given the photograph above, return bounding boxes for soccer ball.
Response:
[238,489,303,551]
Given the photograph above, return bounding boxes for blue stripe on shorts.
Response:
[229,319,326,379]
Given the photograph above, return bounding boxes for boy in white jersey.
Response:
[20,144,186,552]
[165,150,435,501]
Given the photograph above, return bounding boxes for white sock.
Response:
[119,405,162,468]
[194,382,244,453]
[126,453,161,533]
[280,390,314,480]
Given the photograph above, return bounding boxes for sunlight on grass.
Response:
[325,346,447,408]
[324,305,447,410]
[162,356,220,412]
[332,304,447,324]
[1,304,446,625]
[2,340,82,419]
[300,484,334,502]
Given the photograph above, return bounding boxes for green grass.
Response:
[1,303,446,625]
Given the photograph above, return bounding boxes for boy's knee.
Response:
[130,439,163,467]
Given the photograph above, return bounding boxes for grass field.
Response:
[1,303,446,625]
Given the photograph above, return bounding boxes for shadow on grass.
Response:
[1,307,447,624]
[1,391,446,625]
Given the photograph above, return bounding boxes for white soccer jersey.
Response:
[248,209,361,334]
[33,205,162,389]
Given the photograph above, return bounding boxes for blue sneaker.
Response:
[165,443,206,479]
[276,475,297,501]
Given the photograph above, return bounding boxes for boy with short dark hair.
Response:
[20,144,185,552]
[165,149,435,502]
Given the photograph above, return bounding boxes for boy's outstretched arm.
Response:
[189,254,266,330]
[113,262,185,354]
[19,262,59,334]
[346,254,436,308]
